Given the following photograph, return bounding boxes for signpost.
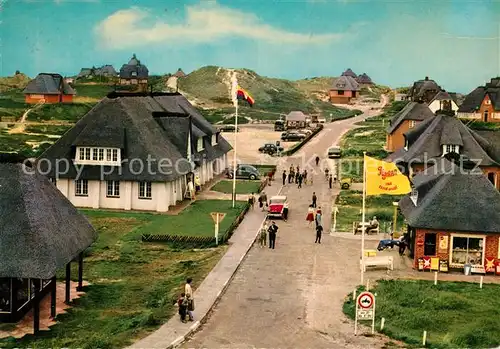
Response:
[210,212,226,246]
[354,291,375,335]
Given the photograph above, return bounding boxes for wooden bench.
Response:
[360,256,394,272]
[353,222,380,235]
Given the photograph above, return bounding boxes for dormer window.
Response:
[197,137,204,152]
[131,71,137,77]
[211,134,217,146]
[442,144,460,155]
[485,99,491,105]
[75,147,121,166]
[410,187,418,205]
[409,120,416,128]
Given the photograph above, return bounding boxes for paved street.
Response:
[182,104,391,348]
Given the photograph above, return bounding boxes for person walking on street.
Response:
[315,207,322,228]
[295,171,299,184]
[282,202,289,222]
[248,192,255,209]
[303,170,308,184]
[259,222,268,248]
[268,221,278,249]
[297,173,303,188]
[325,167,330,181]
[315,156,320,166]
[178,293,188,323]
[288,168,294,184]
[184,278,195,321]
[306,205,315,226]
[315,225,323,243]
[312,192,317,208]
[282,170,287,186]
[259,192,268,211]
[329,174,333,189]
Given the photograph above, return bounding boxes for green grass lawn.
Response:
[27,103,95,122]
[83,200,247,238]
[0,90,28,119]
[72,84,115,99]
[0,129,56,156]
[334,190,403,233]
[343,280,500,349]
[0,209,229,349]
[24,124,72,135]
[211,180,262,194]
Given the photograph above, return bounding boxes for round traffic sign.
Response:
[357,292,374,309]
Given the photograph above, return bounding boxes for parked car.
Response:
[328,146,342,158]
[267,195,288,219]
[300,129,313,136]
[340,177,352,189]
[259,143,283,155]
[281,131,306,142]
[218,125,240,132]
[274,119,286,131]
[226,164,260,180]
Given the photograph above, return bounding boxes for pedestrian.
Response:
[296,165,300,174]
[259,222,268,247]
[295,171,299,184]
[315,208,322,228]
[258,195,263,210]
[315,156,320,166]
[315,225,323,243]
[184,278,194,321]
[268,221,278,249]
[306,205,315,226]
[194,175,201,192]
[248,192,255,209]
[399,233,408,256]
[282,170,287,185]
[178,292,188,323]
[259,191,268,211]
[329,174,333,189]
[268,171,273,186]
[325,167,330,181]
[298,173,303,188]
[288,169,293,184]
[312,192,317,208]
[303,169,308,182]
[282,202,289,222]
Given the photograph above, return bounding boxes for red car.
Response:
[267,195,288,219]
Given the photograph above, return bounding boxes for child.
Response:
[178,293,188,323]
[248,193,255,209]
[259,223,268,247]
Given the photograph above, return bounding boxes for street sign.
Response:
[210,212,226,223]
[354,291,376,335]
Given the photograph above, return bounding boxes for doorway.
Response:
[424,233,437,256]
[488,172,497,188]
[484,110,489,122]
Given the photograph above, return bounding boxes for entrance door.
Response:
[424,233,437,256]
[484,110,489,122]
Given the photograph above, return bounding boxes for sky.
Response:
[1,0,500,93]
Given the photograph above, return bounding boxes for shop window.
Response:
[451,236,484,266]
[424,233,436,256]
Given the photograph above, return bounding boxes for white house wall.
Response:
[428,100,459,114]
[457,112,481,119]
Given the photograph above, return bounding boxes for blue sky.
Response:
[1,0,500,93]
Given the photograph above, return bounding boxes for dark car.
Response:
[218,125,240,132]
[259,143,284,155]
[281,131,306,142]
[274,119,286,131]
[226,164,260,180]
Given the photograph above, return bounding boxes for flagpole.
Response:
[232,76,238,208]
[361,152,366,285]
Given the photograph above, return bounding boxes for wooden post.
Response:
[77,252,84,291]
[65,262,71,304]
[480,276,484,289]
[50,276,57,318]
[423,330,427,346]
[353,289,357,301]
[33,279,40,335]
[434,271,438,285]
[380,317,385,330]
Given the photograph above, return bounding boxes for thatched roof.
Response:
[286,111,307,121]
[120,54,149,79]
[386,101,435,134]
[0,160,97,279]
[331,75,359,91]
[399,159,500,233]
[341,68,357,78]
[23,73,76,95]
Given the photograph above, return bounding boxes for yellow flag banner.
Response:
[365,155,411,196]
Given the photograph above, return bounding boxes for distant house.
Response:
[0,156,97,330]
[173,68,186,78]
[119,54,149,91]
[329,75,360,104]
[77,65,117,80]
[341,68,358,79]
[399,158,500,272]
[457,77,500,122]
[23,73,76,104]
[427,90,459,114]
[77,68,93,79]
[356,73,374,85]
[407,76,442,104]
[385,101,435,152]
[285,111,307,128]
[395,93,407,101]
[38,91,231,213]
[167,68,187,92]
[387,113,500,189]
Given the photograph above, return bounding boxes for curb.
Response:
[163,184,284,349]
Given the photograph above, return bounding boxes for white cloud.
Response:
[94,3,346,50]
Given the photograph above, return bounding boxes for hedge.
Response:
[282,124,324,156]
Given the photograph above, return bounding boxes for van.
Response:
[274,119,285,131]
[328,146,341,158]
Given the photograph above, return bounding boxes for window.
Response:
[106,149,112,161]
[75,147,120,165]
[451,235,485,266]
[409,120,416,128]
[410,187,418,205]
[98,148,104,161]
[131,71,137,77]
[338,90,345,95]
[442,144,459,155]
[112,149,118,162]
[423,233,436,256]
[107,181,120,197]
[197,137,204,152]
[139,181,152,199]
[211,134,217,146]
[75,179,88,196]
[485,99,491,105]
[79,148,85,161]
[404,140,409,151]
[85,148,91,160]
[92,148,98,161]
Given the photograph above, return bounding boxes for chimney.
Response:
[425,76,429,81]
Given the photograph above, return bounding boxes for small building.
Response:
[399,158,500,272]
[395,93,407,101]
[23,73,76,104]
[173,68,186,78]
[387,113,500,189]
[407,76,442,104]
[285,111,307,129]
[427,90,459,114]
[38,91,231,212]
[385,101,435,152]
[119,54,149,91]
[341,68,358,79]
[0,154,97,332]
[329,75,360,104]
[77,65,117,80]
[457,77,500,122]
[356,73,374,85]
